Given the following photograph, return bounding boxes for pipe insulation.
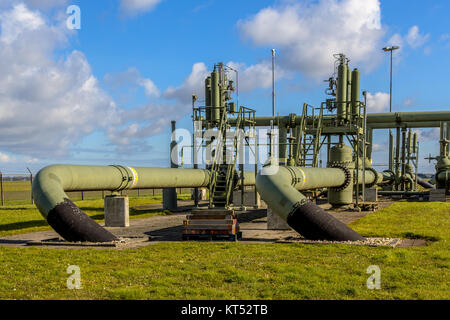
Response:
[33,165,211,242]
[255,165,384,241]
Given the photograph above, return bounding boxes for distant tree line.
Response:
[2,176,30,182]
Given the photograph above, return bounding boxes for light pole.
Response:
[272,48,276,119]
[382,46,400,171]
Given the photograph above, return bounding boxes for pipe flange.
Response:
[383,170,396,185]
[365,167,379,189]
[329,163,352,192]
[327,161,353,168]
[110,165,133,191]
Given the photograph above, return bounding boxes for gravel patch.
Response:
[276,237,403,247]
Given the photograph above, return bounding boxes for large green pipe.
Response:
[33,165,211,242]
[226,111,450,128]
[368,122,443,129]
[256,166,366,241]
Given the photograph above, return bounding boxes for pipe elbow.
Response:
[32,165,118,243]
[256,166,365,241]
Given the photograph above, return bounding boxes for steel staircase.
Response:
[296,103,324,167]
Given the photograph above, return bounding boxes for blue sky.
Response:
[0,0,449,175]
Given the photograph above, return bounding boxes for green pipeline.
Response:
[32,165,211,219]
[227,111,450,128]
[256,165,370,241]
[32,165,258,219]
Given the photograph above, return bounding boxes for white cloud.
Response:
[119,0,163,16]
[386,26,429,55]
[104,67,160,98]
[138,78,160,98]
[366,92,390,113]
[226,61,287,92]
[164,62,210,104]
[107,102,185,151]
[0,4,120,158]
[403,98,414,107]
[26,157,39,164]
[238,0,384,80]
[386,33,404,52]
[372,143,386,152]
[406,26,429,49]
[414,128,440,143]
[0,152,14,163]
[0,0,69,10]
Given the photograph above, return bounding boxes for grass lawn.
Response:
[0,202,449,300]
[0,195,188,237]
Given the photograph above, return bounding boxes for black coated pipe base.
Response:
[47,198,119,243]
[287,201,366,242]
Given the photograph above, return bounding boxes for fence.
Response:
[0,170,194,206]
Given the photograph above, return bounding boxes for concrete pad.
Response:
[364,188,378,202]
[267,207,291,230]
[105,196,129,227]
[233,191,261,208]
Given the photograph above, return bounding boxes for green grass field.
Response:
[0,195,195,237]
[0,201,449,300]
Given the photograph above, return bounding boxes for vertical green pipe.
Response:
[211,67,220,123]
[395,127,401,190]
[366,128,373,164]
[287,137,296,167]
[337,62,348,121]
[293,126,300,165]
[389,131,394,170]
[446,122,450,157]
[401,128,407,191]
[205,76,212,122]
[413,132,418,154]
[279,125,288,166]
[441,122,447,157]
[164,121,178,211]
[351,69,361,117]
[407,130,413,159]
[328,144,354,208]
[347,66,352,120]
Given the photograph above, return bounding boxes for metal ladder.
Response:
[296,103,324,167]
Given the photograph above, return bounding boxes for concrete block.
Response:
[267,207,291,230]
[364,188,378,202]
[430,189,447,202]
[163,188,177,211]
[105,196,129,227]
[233,190,261,208]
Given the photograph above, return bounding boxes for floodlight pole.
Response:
[383,46,400,171]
